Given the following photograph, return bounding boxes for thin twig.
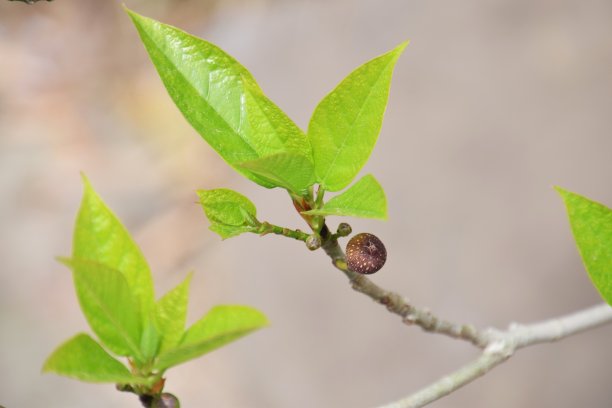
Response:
[320,230,487,347]
[377,303,612,408]
[318,224,612,407]
[258,222,310,242]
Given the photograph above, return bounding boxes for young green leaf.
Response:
[302,174,387,219]
[154,305,268,370]
[557,187,612,305]
[238,153,315,195]
[243,81,312,162]
[43,333,144,384]
[156,273,193,353]
[140,318,161,362]
[127,9,310,188]
[59,258,143,360]
[209,224,259,240]
[74,175,154,320]
[197,188,260,239]
[308,42,408,191]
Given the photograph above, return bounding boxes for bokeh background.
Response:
[1,0,612,407]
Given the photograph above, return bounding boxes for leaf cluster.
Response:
[43,176,268,399]
[126,9,405,240]
[42,7,612,406]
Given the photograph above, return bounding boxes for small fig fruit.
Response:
[346,233,387,274]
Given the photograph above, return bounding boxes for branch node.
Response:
[403,314,417,325]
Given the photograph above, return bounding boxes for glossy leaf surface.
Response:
[155,305,268,370]
[302,174,387,219]
[557,187,612,305]
[60,258,143,359]
[128,9,311,189]
[308,42,407,191]
[73,175,154,319]
[239,153,315,195]
[43,333,143,384]
[156,273,192,353]
[197,188,259,239]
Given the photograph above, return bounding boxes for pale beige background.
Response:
[1,1,612,407]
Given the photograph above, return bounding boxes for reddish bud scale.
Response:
[345,233,387,274]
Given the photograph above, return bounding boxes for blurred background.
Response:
[1,0,612,407]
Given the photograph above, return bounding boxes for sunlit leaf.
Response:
[59,258,143,359]
[154,305,268,370]
[43,333,144,384]
[156,273,192,353]
[73,175,154,320]
[238,153,315,195]
[308,42,407,191]
[557,187,612,305]
[302,174,387,219]
[197,189,259,239]
[127,9,309,188]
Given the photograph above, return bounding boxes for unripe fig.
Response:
[346,233,387,274]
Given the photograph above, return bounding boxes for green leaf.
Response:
[197,189,260,239]
[127,9,310,188]
[209,223,259,240]
[73,175,154,320]
[43,333,144,384]
[156,273,192,353]
[557,187,612,305]
[154,305,268,370]
[308,42,408,191]
[59,258,143,359]
[140,319,161,362]
[243,81,312,162]
[238,153,315,195]
[302,174,387,219]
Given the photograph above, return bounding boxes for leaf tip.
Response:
[79,171,90,186]
[195,189,206,203]
[396,40,410,53]
[122,4,138,19]
[79,173,98,200]
[55,256,72,268]
[41,357,52,374]
[554,186,576,205]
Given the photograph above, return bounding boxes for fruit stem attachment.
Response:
[319,223,348,269]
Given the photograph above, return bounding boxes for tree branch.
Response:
[258,221,310,242]
[318,224,612,407]
[320,230,487,347]
[377,303,612,408]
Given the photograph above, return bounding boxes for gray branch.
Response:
[377,303,612,408]
[318,228,612,407]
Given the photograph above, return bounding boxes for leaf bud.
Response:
[306,234,322,250]
[336,223,352,237]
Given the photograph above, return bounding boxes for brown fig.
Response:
[346,233,387,274]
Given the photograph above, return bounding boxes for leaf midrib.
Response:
[139,26,261,159]
[77,267,143,360]
[155,326,261,369]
